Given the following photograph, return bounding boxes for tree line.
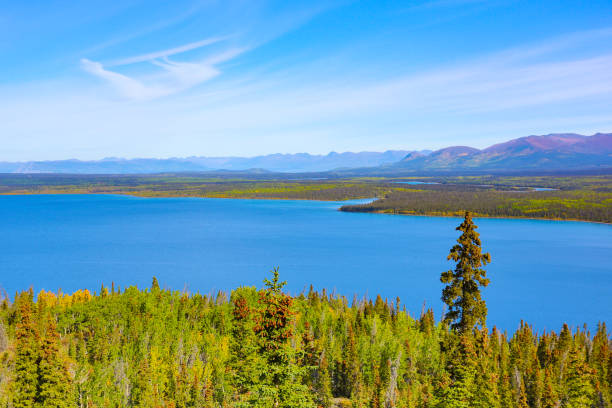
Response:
[340,188,611,223]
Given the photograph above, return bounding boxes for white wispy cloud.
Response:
[106,36,228,66]
[81,36,246,100]
[81,59,166,100]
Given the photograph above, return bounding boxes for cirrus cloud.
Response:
[81,36,246,100]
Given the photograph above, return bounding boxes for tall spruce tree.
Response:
[435,333,478,408]
[38,314,73,408]
[151,276,160,292]
[13,294,40,408]
[591,322,610,406]
[251,268,314,408]
[472,329,501,408]
[441,211,491,333]
[229,292,257,398]
[541,366,558,408]
[563,344,595,407]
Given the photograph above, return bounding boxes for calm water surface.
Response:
[1,194,610,332]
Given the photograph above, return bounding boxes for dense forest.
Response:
[340,188,611,223]
[0,213,609,407]
[0,173,385,201]
[340,178,612,224]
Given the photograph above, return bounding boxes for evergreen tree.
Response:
[440,211,491,333]
[472,329,501,408]
[345,324,362,399]
[132,357,155,407]
[38,313,73,407]
[554,324,572,370]
[316,350,333,408]
[541,366,558,408]
[517,376,529,408]
[229,291,257,397]
[151,276,160,292]
[563,344,595,407]
[370,361,383,408]
[251,268,314,408]
[435,333,477,408]
[591,322,610,406]
[300,322,318,386]
[13,295,40,408]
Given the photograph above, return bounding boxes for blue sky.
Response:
[1,0,611,160]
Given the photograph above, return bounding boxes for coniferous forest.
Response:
[0,213,610,407]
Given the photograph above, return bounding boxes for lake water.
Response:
[1,194,610,332]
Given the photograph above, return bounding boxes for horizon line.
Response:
[0,131,609,163]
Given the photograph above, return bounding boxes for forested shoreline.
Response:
[339,177,612,224]
[1,174,610,223]
[0,213,610,407]
[339,188,612,224]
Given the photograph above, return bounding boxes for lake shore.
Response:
[338,206,612,225]
[0,190,379,202]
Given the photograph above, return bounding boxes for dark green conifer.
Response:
[556,324,572,358]
[440,212,491,332]
[38,314,73,408]
[315,350,333,408]
[151,276,160,291]
[251,268,314,408]
[537,332,553,369]
[13,294,40,408]
[132,358,155,407]
[300,321,318,370]
[436,333,478,408]
[472,329,501,408]
[345,324,362,400]
[229,292,257,396]
[563,344,595,407]
[419,308,435,335]
[370,362,383,408]
[541,366,558,408]
[517,377,529,408]
[591,322,610,405]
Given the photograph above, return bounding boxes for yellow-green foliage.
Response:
[0,280,609,407]
[342,176,612,223]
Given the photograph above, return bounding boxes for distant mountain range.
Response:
[383,132,612,172]
[0,133,610,174]
[0,150,418,174]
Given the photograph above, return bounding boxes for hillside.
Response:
[390,133,612,172]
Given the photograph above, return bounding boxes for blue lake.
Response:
[1,194,610,332]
